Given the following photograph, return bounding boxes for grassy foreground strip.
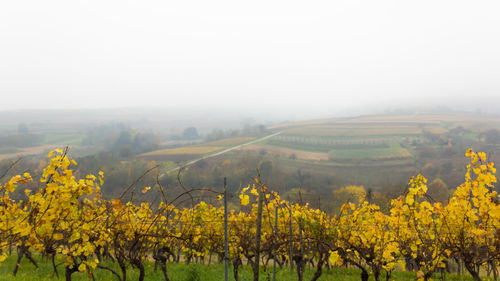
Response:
[0,256,480,281]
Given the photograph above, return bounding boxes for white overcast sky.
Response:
[1,0,499,117]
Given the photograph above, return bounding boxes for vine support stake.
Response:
[289,202,293,273]
[253,182,264,281]
[224,177,229,281]
[273,204,278,281]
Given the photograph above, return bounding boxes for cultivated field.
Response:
[139,146,223,161]
[203,137,255,146]
[260,114,500,164]
[142,146,223,156]
[139,137,259,161]
[328,142,411,160]
[238,143,330,161]
[139,114,500,169]
[42,132,84,146]
[0,145,57,161]
[284,125,424,137]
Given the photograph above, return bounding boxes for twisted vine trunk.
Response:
[13,245,39,276]
[294,255,305,281]
[117,257,127,281]
[385,271,392,281]
[65,265,77,281]
[131,259,145,281]
[360,268,369,281]
[309,256,325,281]
[153,247,171,281]
[464,262,482,281]
[423,271,433,281]
[372,267,380,281]
[97,265,122,281]
[232,257,242,281]
[159,260,170,281]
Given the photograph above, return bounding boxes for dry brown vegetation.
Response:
[0,145,57,161]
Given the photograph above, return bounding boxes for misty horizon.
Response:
[1,0,499,117]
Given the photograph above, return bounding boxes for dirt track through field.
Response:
[159,132,282,177]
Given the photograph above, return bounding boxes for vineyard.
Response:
[258,114,500,166]
[0,148,498,281]
[140,137,256,162]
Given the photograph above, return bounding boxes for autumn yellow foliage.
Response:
[0,148,498,281]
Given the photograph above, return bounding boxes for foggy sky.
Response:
[1,0,499,119]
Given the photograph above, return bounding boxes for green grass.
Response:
[264,139,390,153]
[284,125,424,137]
[328,143,411,160]
[0,255,483,281]
[263,139,411,161]
[43,133,84,146]
[263,140,331,153]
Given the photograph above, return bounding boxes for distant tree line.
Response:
[205,124,268,141]
[0,133,44,148]
[82,123,160,157]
